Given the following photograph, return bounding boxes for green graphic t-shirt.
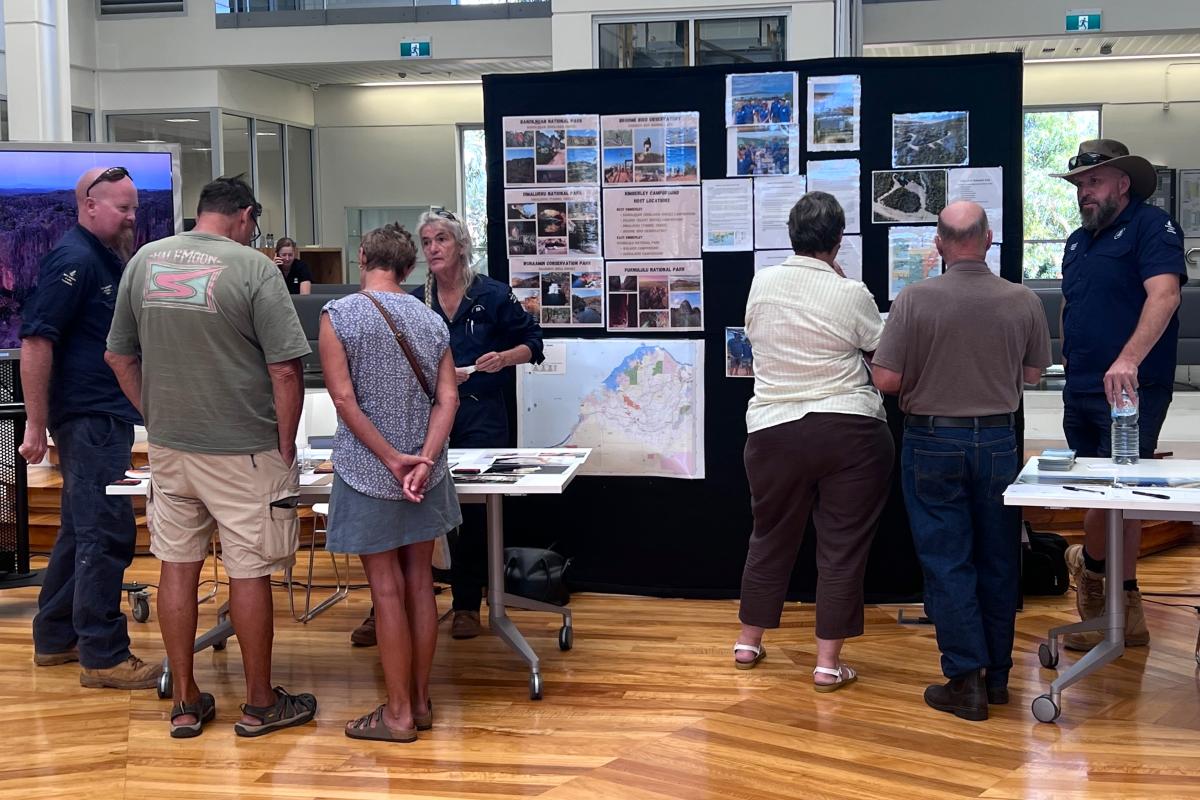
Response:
[107,231,311,454]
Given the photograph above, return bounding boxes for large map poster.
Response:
[517,339,705,479]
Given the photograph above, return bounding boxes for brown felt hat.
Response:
[1051,139,1157,199]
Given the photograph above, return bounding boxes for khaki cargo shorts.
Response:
[147,443,300,579]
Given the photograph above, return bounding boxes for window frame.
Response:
[1022,103,1103,284]
[593,7,791,69]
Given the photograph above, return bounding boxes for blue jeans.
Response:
[1063,384,1172,459]
[33,415,136,668]
[901,424,1020,685]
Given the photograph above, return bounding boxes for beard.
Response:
[113,227,137,263]
[1079,195,1120,232]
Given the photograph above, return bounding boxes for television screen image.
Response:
[0,146,180,353]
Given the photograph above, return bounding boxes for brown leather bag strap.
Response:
[357,291,435,403]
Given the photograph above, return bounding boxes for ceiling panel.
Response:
[252,58,552,87]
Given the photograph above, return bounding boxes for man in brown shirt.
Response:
[873,201,1051,722]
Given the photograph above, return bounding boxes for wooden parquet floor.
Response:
[1,544,1199,800]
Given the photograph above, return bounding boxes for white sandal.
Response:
[813,664,857,692]
[733,643,766,670]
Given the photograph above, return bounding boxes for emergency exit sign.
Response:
[1066,9,1102,32]
[400,38,431,59]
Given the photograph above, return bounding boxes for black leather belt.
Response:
[905,413,1015,429]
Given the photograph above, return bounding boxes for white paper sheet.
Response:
[948,166,1004,243]
[702,179,754,252]
[808,159,861,234]
[602,186,702,260]
[753,175,806,250]
[754,250,792,273]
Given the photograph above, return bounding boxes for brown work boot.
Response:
[350,608,377,647]
[80,654,163,689]
[451,610,482,640]
[1063,544,1106,651]
[34,646,80,666]
[1123,589,1150,646]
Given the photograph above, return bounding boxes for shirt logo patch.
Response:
[100,283,113,296]
[1113,227,1125,240]
[143,262,225,311]
[1166,220,1178,235]
[62,269,78,286]
[1069,242,1078,252]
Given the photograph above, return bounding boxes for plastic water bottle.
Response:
[1110,389,1139,465]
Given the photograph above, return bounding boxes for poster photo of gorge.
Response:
[0,149,177,350]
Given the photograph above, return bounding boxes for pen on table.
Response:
[1062,485,1105,494]
[1130,489,1170,500]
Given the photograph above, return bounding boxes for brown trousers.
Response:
[739,412,894,639]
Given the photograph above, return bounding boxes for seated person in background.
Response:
[275,237,312,295]
[320,223,461,742]
[734,191,894,692]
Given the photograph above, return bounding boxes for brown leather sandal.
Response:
[345,704,418,743]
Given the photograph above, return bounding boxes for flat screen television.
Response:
[0,143,182,357]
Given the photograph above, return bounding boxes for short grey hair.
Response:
[417,210,476,297]
[787,191,845,255]
[937,206,990,247]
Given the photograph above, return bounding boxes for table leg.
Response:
[484,494,545,699]
[1034,508,1126,722]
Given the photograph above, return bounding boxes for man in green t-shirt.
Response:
[106,176,317,739]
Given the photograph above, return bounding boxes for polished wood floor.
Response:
[2,543,1199,800]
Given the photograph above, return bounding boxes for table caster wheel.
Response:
[558,625,573,651]
[157,668,172,700]
[213,639,227,651]
[529,672,543,701]
[1032,694,1061,723]
[131,592,151,623]
[1038,642,1059,669]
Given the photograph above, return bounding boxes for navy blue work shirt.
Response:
[19,224,142,429]
[1060,196,1187,395]
[412,274,545,397]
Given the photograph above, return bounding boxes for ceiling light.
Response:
[1028,50,1200,63]
[193,147,212,152]
[137,139,165,143]
[357,79,482,87]
[255,131,278,136]
[164,117,199,123]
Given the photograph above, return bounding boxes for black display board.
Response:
[482,54,1024,599]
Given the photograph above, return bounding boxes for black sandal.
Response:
[169,692,216,739]
[233,686,317,738]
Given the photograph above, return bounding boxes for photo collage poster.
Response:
[725,72,800,177]
[606,260,704,333]
[601,112,701,186]
[602,186,702,261]
[502,115,601,187]
[504,187,602,259]
[888,227,941,300]
[510,256,605,328]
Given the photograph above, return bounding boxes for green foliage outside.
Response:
[1023,109,1100,279]
[461,127,489,273]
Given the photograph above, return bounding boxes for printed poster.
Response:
[702,179,754,252]
[754,250,792,273]
[808,159,861,234]
[838,234,864,282]
[510,256,605,328]
[602,186,702,260]
[754,175,806,249]
[601,112,700,186]
[503,115,600,187]
[606,260,704,332]
[871,169,948,224]
[892,111,969,168]
[947,166,1004,242]
[725,327,754,378]
[726,71,798,126]
[807,74,861,152]
[504,187,601,258]
[888,226,941,300]
[727,124,800,177]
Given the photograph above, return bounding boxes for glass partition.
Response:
[256,120,286,244]
[286,125,315,246]
[107,112,214,222]
[221,113,252,181]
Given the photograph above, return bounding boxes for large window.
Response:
[255,120,286,245]
[1024,107,1101,279]
[459,125,488,273]
[72,111,93,142]
[286,125,315,246]
[598,15,785,69]
[107,112,215,221]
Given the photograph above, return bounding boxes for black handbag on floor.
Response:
[503,547,571,606]
[1021,522,1069,596]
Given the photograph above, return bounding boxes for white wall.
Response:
[314,84,483,252]
[551,0,836,70]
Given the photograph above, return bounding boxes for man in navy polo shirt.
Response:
[1053,139,1187,650]
[19,167,162,689]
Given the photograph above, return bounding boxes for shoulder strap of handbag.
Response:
[357,291,434,403]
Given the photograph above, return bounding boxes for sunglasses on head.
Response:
[434,209,459,222]
[1067,152,1113,171]
[85,166,131,197]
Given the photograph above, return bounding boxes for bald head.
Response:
[75,167,139,259]
[935,200,991,263]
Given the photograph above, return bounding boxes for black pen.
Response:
[1130,489,1170,500]
[1063,485,1105,494]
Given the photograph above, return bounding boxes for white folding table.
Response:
[109,447,591,701]
[1004,457,1200,722]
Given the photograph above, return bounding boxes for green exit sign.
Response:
[1066,9,1102,32]
[400,39,431,59]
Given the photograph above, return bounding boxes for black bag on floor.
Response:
[1022,522,1069,596]
[503,547,571,606]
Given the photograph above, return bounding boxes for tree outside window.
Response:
[460,126,489,274]
[1023,108,1100,279]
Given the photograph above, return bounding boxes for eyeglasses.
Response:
[244,202,263,246]
[85,166,131,197]
[1067,152,1113,171]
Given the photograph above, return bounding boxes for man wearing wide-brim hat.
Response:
[1052,138,1187,652]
